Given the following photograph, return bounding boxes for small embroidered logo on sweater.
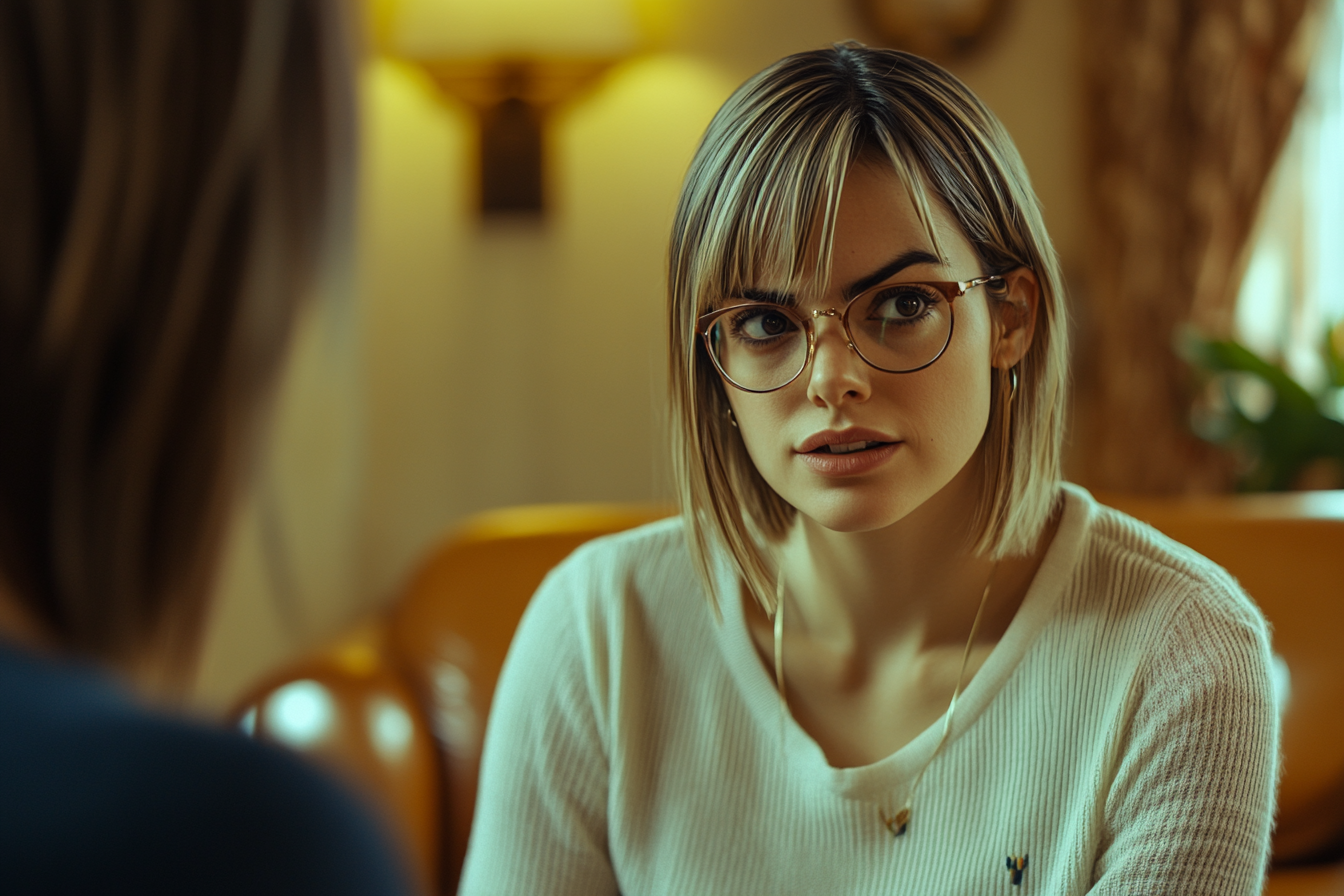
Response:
[1005,854,1028,886]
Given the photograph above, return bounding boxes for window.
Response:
[1235,0,1344,410]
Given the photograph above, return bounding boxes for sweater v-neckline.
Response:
[712,484,1094,801]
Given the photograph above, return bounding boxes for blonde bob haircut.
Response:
[669,43,1068,612]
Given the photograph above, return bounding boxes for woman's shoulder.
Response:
[1062,484,1268,640]
[555,514,689,572]
[513,515,714,668]
[536,515,698,607]
[0,642,410,895]
[1045,488,1276,732]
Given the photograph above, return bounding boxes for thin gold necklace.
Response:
[772,564,997,838]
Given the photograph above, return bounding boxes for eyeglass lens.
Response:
[705,282,953,391]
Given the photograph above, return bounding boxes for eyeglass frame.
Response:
[697,274,1005,394]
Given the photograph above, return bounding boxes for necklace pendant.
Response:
[879,807,910,838]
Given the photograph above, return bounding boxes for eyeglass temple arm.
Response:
[957,274,1004,295]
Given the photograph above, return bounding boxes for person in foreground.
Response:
[459,43,1278,895]
[0,2,409,894]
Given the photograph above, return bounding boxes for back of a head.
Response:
[0,0,354,673]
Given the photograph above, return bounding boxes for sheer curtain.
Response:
[1236,0,1344,400]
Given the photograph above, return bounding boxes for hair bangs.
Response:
[862,132,949,273]
[690,99,867,318]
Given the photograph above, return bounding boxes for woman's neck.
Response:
[775,467,1052,657]
[0,580,189,703]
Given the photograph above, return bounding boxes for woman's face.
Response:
[724,162,1028,534]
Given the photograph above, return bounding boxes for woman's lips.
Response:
[796,428,896,453]
[796,441,900,476]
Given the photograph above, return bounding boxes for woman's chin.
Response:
[794,493,926,535]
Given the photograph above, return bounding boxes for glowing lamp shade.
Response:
[384,0,647,215]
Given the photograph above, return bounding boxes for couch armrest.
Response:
[232,622,442,895]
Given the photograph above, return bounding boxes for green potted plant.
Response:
[1183,321,1344,491]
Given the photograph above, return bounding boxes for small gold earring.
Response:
[726,407,739,428]
[1008,366,1019,402]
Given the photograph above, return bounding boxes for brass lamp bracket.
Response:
[418,58,616,216]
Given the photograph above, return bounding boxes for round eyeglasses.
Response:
[697,275,1003,393]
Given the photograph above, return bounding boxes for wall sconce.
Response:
[384,0,645,217]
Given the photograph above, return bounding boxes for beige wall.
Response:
[194,0,1084,712]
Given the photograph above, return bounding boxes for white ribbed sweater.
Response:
[458,485,1279,895]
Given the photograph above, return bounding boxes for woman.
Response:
[0,2,408,893]
[460,44,1277,894]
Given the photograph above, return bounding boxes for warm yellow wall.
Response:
[194,0,1084,712]
[351,51,735,608]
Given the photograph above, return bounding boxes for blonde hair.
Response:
[668,43,1068,612]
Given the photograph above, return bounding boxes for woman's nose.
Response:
[805,314,871,406]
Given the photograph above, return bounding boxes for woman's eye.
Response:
[734,310,795,340]
[871,287,937,321]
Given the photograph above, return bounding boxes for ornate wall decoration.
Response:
[851,0,1012,60]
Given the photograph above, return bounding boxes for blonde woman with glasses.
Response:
[461,43,1277,895]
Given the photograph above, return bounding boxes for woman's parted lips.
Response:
[795,427,899,454]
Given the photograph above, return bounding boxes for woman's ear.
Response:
[991,267,1040,369]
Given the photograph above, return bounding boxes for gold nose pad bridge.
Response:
[810,308,856,353]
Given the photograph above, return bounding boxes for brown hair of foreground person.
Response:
[0,0,353,676]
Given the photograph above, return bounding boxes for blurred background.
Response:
[193,0,1343,713]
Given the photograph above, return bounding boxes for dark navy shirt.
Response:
[0,640,411,895]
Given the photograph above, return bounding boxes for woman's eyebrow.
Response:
[735,248,941,306]
[738,287,795,306]
[844,249,942,299]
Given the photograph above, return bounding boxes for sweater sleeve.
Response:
[1090,589,1279,895]
[457,556,620,896]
